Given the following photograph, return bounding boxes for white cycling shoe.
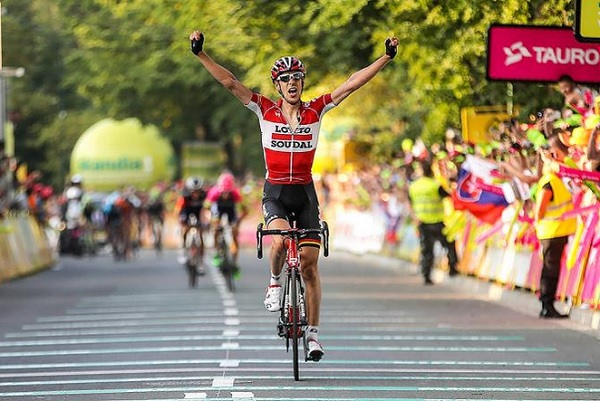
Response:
[263,285,282,312]
[307,339,324,362]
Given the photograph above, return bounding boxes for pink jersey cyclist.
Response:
[206,172,243,224]
[246,93,335,184]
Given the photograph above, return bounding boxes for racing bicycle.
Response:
[184,214,205,288]
[256,220,329,381]
[214,223,236,292]
[149,213,163,256]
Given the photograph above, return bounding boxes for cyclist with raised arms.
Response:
[190,30,398,361]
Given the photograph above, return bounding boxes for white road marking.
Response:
[231,392,255,400]
[211,377,234,387]
[183,393,206,399]
[219,360,240,368]
[222,330,240,337]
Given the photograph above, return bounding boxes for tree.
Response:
[1,0,579,187]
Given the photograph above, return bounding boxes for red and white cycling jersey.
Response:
[246,92,336,184]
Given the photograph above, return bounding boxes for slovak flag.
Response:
[452,155,509,224]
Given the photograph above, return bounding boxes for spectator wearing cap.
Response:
[564,127,593,169]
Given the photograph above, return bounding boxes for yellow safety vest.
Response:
[409,177,445,224]
[534,172,577,239]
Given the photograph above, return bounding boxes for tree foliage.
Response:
[2,0,577,186]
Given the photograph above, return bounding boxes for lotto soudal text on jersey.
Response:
[246,93,336,184]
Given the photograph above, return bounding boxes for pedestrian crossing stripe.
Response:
[0,359,587,370]
[0,384,599,397]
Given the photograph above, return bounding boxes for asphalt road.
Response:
[1,245,600,400]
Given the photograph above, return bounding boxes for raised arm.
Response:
[190,31,253,105]
[587,123,600,161]
[331,37,398,105]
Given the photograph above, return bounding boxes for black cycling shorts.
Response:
[261,181,321,248]
[211,204,237,225]
[179,207,203,225]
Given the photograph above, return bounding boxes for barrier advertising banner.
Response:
[487,24,600,84]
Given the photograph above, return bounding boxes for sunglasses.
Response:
[277,72,305,82]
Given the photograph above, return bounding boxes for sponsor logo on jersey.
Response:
[269,125,315,150]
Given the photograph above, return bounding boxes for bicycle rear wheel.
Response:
[187,236,199,288]
[219,238,235,292]
[291,268,300,381]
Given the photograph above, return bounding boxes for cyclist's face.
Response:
[276,72,304,104]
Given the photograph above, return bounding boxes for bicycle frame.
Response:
[185,214,204,288]
[215,224,235,291]
[256,220,329,381]
[150,215,163,252]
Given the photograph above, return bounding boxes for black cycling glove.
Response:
[385,38,397,59]
[191,33,204,55]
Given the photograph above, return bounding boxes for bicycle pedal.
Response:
[276,323,286,338]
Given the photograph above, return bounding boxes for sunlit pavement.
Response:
[0,247,599,400]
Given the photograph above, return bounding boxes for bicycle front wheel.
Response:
[219,237,235,292]
[291,268,300,381]
[187,237,199,288]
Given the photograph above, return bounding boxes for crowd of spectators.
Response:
[315,76,600,251]
[1,74,598,258]
[0,142,57,226]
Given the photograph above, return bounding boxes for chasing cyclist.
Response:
[146,181,168,251]
[190,29,398,361]
[206,171,248,271]
[175,177,209,273]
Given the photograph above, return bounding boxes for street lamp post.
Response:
[0,2,25,151]
[0,67,25,147]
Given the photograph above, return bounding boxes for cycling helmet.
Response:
[271,56,306,81]
[218,172,235,192]
[185,176,204,191]
[70,174,83,185]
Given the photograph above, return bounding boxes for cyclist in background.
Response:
[206,171,248,271]
[190,29,398,361]
[146,181,167,251]
[175,177,209,271]
[61,174,94,225]
[103,189,135,259]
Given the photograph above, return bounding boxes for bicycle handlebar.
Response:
[256,221,330,259]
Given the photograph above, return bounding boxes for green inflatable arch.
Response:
[70,118,176,191]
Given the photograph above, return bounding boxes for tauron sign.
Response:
[487,24,600,84]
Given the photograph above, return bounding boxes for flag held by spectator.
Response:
[452,155,509,224]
